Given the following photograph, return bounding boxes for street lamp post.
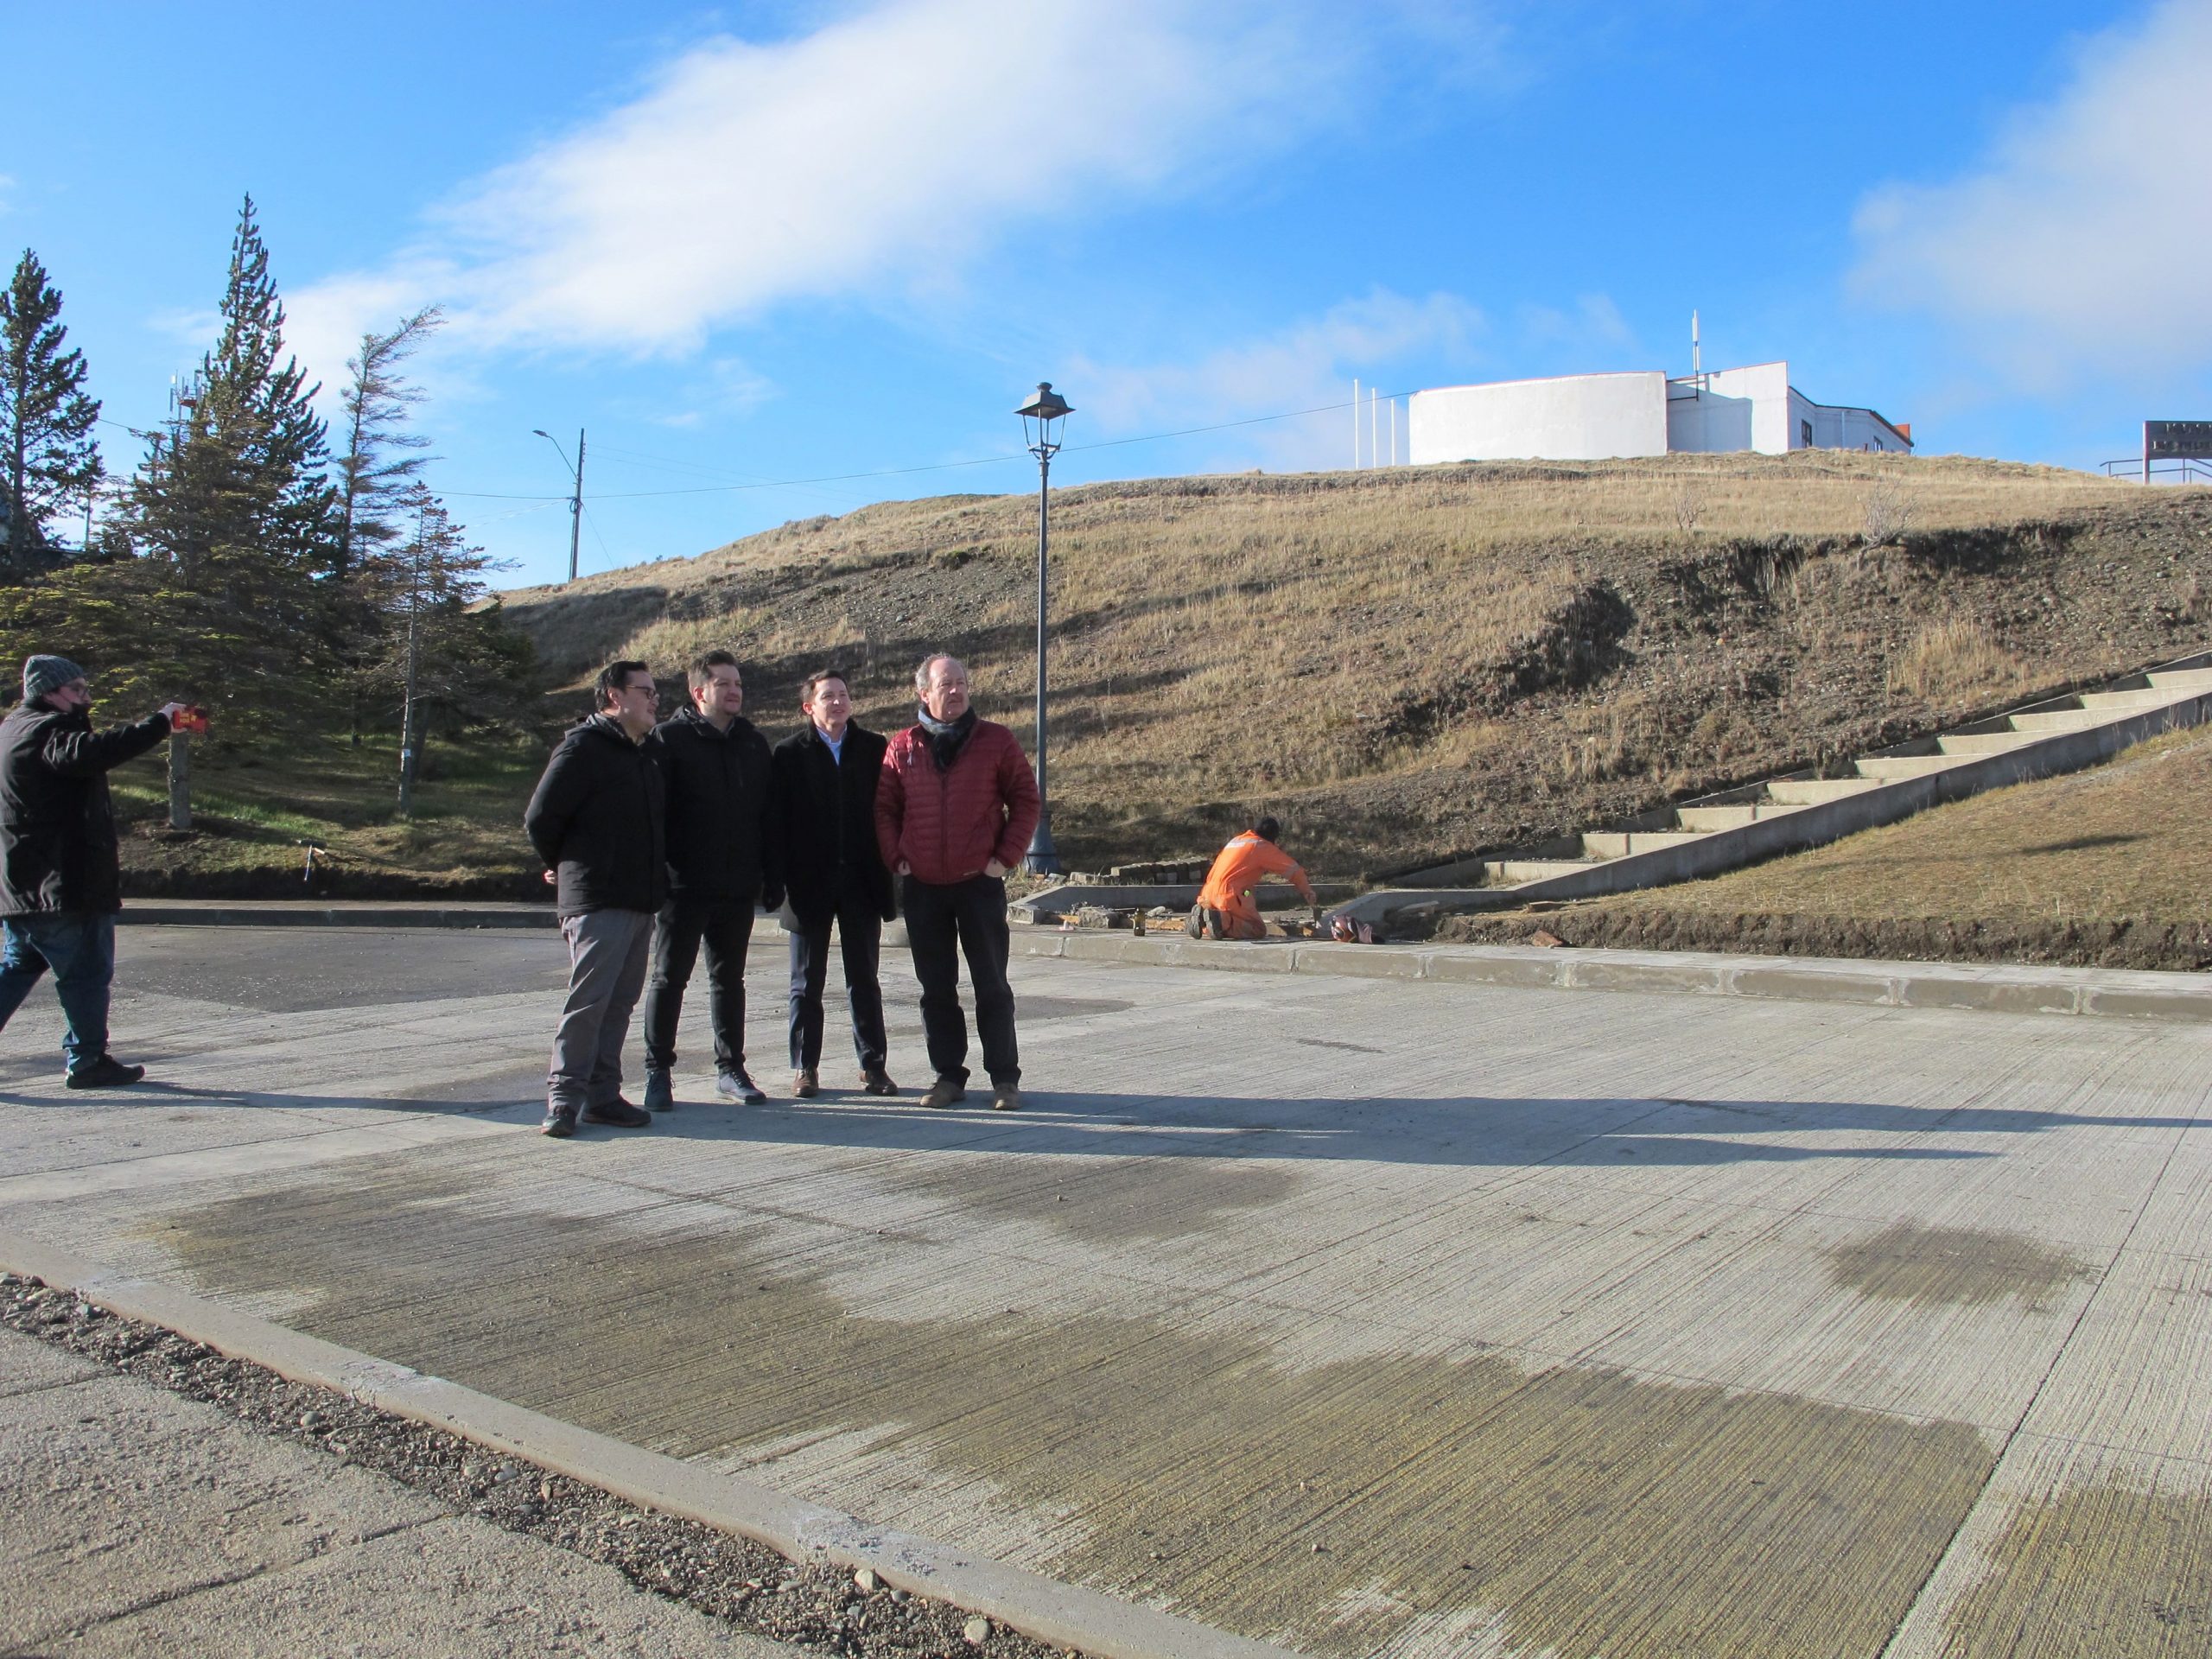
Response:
[1015,382,1073,875]
[531,427,586,583]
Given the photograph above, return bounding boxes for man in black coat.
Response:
[771,667,897,1098]
[639,650,779,1110]
[0,655,185,1088]
[524,659,665,1139]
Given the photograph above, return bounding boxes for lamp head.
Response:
[1016,382,1073,455]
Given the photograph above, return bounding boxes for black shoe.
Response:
[582,1097,652,1128]
[716,1069,767,1104]
[540,1107,577,1138]
[861,1065,899,1096]
[65,1056,145,1090]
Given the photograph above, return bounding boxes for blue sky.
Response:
[7,1,2208,588]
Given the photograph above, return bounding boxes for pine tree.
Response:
[0,250,102,570]
[334,306,442,579]
[356,484,530,810]
[127,195,338,576]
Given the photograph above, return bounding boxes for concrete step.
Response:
[1486,859,1605,885]
[1936,730,2042,756]
[1580,830,1713,859]
[2147,667,2212,692]
[1854,754,1967,780]
[2009,708,2105,734]
[1673,803,1810,831]
[1764,778,1885,804]
[2081,687,2190,712]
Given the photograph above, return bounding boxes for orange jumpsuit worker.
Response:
[1190,817,1316,940]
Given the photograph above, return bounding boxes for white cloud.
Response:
[1851,0,2212,388]
[1069,288,1485,470]
[289,0,1396,372]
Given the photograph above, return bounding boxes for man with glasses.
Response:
[875,653,1039,1111]
[0,654,187,1088]
[525,659,666,1139]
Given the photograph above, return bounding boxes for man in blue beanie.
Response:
[0,655,186,1087]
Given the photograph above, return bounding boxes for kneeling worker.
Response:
[1190,817,1315,940]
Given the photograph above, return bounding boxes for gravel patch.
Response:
[1,1271,1081,1659]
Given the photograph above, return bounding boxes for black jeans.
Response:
[786,870,887,1072]
[900,874,1018,1087]
[641,895,755,1075]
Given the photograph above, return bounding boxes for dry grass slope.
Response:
[499,452,2212,877]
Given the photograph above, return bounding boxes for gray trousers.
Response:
[548,908,653,1114]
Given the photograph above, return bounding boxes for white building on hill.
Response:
[1408,361,1911,464]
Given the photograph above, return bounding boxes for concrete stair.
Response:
[1351,648,2212,926]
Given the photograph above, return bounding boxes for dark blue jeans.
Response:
[0,912,117,1076]
[900,874,1019,1088]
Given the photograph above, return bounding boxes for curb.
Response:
[119,903,561,929]
[1011,930,2212,1024]
[0,1226,1295,1659]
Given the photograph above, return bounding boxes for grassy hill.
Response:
[498,451,2212,879]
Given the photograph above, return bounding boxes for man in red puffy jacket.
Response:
[875,653,1040,1111]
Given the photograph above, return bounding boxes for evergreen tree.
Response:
[333,306,442,579]
[355,484,531,809]
[0,250,102,570]
[126,195,338,576]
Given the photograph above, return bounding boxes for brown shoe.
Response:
[990,1085,1023,1112]
[920,1075,966,1109]
[861,1066,899,1096]
[792,1068,819,1099]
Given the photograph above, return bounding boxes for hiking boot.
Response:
[642,1067,676,1114]
[990,1084,1024,1112]
[861,1065,899,1096]
[582,1096,651,1128]
[64,1056,145,1090]
[919,1075,967,1109]
[717,1068,767,1104]
[1186,903,1205,939]
[792,1067,819,1099]
[540,1106,578,1139]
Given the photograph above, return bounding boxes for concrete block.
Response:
[1899,976,2081,1017]
[2079,987,2212,1022]
[1729,965,1897,1006]
[1421,950,1570,991]
[1562,957,1728,996]
[1288,943,1429,980]
[1011,934,1069,961]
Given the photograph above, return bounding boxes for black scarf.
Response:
[918,706,976,772]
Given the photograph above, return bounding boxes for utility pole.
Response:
[567,427,585,583]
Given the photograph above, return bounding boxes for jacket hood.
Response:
[670,706,757,740]
[570,713,643,747]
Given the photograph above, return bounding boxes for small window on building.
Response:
[1801,418,1814,448]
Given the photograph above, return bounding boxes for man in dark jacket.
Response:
[875,653,1040,1112]
[639,650,778,1110]
[524,659,665,1139]
[0,655,184,1088]
[771,667,896,1100]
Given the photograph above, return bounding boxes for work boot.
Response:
[64,1056,146,1090]
[540,1105,577,1139]
[642,1067,676,1114]
[1185,903,1205,939]
[990,1084,1023,1112]
[582,1097,651,1128]
[919,1075,967,1109]
[861,1065,899,1096]
[717,1068,767,1104]
[792,1067,819,1099]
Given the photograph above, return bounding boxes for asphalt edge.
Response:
[0,1225,1296,1659]
[1010,931,2212,1023]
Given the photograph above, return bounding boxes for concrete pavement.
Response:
[2,924,2209,1656]
[0,1324,805,1656]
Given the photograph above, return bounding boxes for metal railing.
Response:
[2102,457,2212,484]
